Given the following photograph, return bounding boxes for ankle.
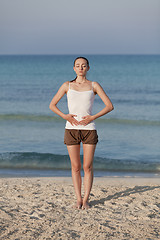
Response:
[77,198,83,204]
[83,197,89,203]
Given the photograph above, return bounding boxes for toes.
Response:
[73,202,82,209]
[82,202,91,210]
[77,204,82,209]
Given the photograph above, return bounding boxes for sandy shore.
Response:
[0,177,160,240]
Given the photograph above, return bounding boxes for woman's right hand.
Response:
[64,114,79,126]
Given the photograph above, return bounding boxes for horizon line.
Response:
[0,53,160,56]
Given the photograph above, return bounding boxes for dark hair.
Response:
[73,56,89,67]
[71,56,89,82]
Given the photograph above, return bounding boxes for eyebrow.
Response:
[75,63,86,66]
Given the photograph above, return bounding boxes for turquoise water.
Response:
[0,55,160,177]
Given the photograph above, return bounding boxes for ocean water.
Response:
[0,55,160,177]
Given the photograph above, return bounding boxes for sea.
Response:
[0,55,160,177]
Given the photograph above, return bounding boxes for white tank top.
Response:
[65,82,96,130]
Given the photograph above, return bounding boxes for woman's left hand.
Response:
[79,115,94,126]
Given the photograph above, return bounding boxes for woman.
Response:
[49,57,114,209]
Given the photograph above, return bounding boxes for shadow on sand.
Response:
[90,185,160,206]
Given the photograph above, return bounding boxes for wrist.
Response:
[91,115,96,121]
[62,113,67,120]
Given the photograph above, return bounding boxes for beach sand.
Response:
[0,177,160,240]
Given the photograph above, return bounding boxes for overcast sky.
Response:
[0,0,160,54]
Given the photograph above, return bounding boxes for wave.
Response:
[0,114,62,122]
[0,114,160,126]
[0,152,160,173]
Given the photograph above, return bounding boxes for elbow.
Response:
[49,103,52,110]
[111,104,114,111]
[49,103,55,111]
[108,104,114,112]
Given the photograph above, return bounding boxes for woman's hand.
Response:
[79,115,94,126]
[64,114,79,126]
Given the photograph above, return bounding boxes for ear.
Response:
[73,66,76,72]
[87,66,90,71]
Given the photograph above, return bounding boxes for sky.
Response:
[0,0,160,55]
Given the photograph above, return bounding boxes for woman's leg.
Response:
[82,144,96,209]
[67,144,82,208]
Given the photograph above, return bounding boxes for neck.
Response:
[75,76,87,83]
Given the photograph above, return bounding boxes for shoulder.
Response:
[62,81,70,88]
[59,81,69,93]
[92,81,103,93]
[92,81,101,87]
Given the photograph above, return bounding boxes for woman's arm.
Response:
[79,82,114,126]
[49,81,79,126]
[92,82,114,120]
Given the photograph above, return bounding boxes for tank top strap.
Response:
[92,81,94,90]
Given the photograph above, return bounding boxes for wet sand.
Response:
[0,177,160,239]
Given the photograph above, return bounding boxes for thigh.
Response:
[64,129,80,145]
[83,144,96,168]
[81,130,98,145]
[67,145,81,169]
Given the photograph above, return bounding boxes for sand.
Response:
[0,176,160,240]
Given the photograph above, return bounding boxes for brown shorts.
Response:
[64,129,98,145]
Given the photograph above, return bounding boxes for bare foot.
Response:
[73,200,82,209]
[82,201,91,210]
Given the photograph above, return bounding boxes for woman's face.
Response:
[73,58,90,77]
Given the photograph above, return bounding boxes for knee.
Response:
[83,164,93,173]
[72,163,81,173]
